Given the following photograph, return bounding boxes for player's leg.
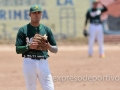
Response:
[88,24,97,56]
[23,58,37,90]
[96,24,104,57]
[37,59,54,90]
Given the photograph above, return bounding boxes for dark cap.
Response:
[92,1,99,4]
[30,4,42,12]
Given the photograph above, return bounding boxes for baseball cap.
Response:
[30,4,42,12]
[92,0,99,4]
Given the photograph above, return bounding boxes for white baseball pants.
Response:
[88,24,104,55]
[23,58,54,90]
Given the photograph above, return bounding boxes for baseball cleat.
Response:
[88,55,92,57]
[100,54,105,58]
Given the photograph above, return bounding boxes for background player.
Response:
[15,4,58,90]
[84,0,108,58]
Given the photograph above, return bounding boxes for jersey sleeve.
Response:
[99,5,107,13]
[15,27,26,46]
[84,10,90,26]
[86,10,90,18]
[47,28,57,46]
[15,27,29,54]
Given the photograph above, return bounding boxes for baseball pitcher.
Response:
[15,4,58,90]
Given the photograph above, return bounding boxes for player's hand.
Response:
[97,0,102,4]
[83,29,88,37]
[45,43,50,50]
[37,43,50,50]
[29,42,39,49]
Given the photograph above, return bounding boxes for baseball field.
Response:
[0,44,120,90]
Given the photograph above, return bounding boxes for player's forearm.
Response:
[85,20,87,27]
[16,46,29,54]
[101,4,107,12]
[48,45,58,53]
[84,18,88,28]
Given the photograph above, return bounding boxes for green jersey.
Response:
[87,8,102,23]
[15,23,57,58]
[85,5,107,26]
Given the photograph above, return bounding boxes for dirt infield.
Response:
[0,44,120,90]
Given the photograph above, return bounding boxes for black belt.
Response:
[91,22,101,25]
[24,55,46,60]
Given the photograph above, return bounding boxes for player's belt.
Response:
[24,55,46,60]
[91,22,101,25]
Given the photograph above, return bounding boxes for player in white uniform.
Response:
[84,1,107,58]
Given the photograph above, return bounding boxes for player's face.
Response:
[30,11,42,23]
[93,3,98,9]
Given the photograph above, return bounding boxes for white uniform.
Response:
[85,6,107,56]
[88,23,104,55]
[23,58,54,90]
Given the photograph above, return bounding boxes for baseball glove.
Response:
[83,29,88,37]
[33,34,48,50]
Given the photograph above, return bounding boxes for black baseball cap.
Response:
[92,1,99,4]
